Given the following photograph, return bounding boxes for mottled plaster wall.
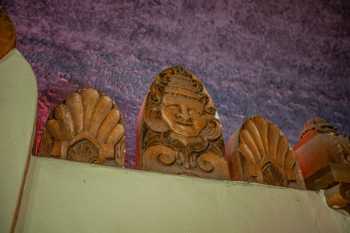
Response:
[2,0,350,166]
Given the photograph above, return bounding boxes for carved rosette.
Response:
[39,88,126,166]
[0,8,16,59]
[226,116,304,188]
[137,66,229,179]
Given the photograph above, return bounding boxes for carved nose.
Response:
[176,106,191,121]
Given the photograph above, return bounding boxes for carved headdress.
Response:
[144,66,215,133]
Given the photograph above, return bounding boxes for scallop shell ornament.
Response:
[39,88,126,167]
[226,116,304,188]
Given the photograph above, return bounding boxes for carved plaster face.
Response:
[161,93,207,137]
[141,66,229,179]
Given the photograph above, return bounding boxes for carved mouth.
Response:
[175,120,193,126]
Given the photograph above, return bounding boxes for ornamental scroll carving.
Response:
[294,117,350,210]
[294,117,350,173]
[137,66,230,179]
[0,8,16,59]
[39,88,126,166]
[226,116,304,188]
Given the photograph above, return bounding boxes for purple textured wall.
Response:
[2,0,350,167]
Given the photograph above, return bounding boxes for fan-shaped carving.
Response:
[39,88,126,166]
[226,116,304,187]
[136,66,229,180]
[0,8,16,59]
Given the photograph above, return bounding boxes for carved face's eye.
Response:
[188,108,200,116]
[166,105,181,116]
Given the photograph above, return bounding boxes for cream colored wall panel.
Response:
[17,157,350,233]
[0,49,37,233]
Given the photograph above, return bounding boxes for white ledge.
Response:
[16,156,350,233]
[0,49,37,233]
